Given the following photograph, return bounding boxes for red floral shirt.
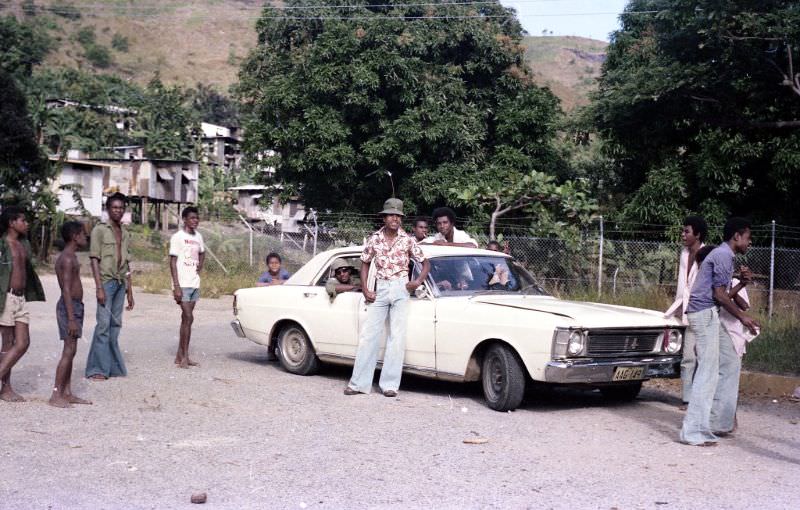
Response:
[361,227,426,281]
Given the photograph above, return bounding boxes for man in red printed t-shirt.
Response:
[169,206,205,369]
[344,198,430,398]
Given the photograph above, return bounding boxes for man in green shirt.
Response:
[0,206,46,402]
[325,258,361,302]
[85,193,135,380]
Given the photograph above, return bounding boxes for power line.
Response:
[27,3,660,20]
[22,0,646,10]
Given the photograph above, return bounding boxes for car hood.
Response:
[469,295,679,329]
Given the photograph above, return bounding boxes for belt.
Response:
[9,289,24,297]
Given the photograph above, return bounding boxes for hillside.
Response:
[1,0,260,90]
[1,1,606,107]
[523,36,607,111]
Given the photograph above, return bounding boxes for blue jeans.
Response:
[680,328,697,403]
[85,280,128,378]
[680,307,741,444]
[348,279,410,393]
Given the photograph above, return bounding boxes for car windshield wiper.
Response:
[521,284,544,296]
[468,288,515,299]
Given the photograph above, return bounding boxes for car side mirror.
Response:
[415,285,430,300]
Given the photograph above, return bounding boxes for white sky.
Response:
[501,0,629,41]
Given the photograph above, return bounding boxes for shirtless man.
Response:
[50,221,91,408]
[0,206,46,402]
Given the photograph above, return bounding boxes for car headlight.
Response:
[663,329,682,354]
[567,330,585,356]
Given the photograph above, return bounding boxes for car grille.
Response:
[586,330,661,356]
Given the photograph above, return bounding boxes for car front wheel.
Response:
[481,344,526,411]
[276,325,319,375]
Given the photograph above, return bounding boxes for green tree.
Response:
[84,43,113,68]
[189,82,240,126]
[25,68,144,154]
[593,0,800,226]
[131,77,197,159]
[451,170,597,240]
[0,14,52,79]
[0,69,54,213]
[237,1,566,215]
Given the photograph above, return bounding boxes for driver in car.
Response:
[325,259,361,302]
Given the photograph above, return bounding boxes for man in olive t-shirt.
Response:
[85,193,134,380]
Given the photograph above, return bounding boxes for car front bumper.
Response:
[544,356,680,384]
[230,319,246,338]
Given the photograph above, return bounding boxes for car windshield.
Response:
[426,256,547,297]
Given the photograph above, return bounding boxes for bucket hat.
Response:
[379,198,404,216]
[331,258,355,272]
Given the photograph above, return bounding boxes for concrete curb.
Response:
[740,370,800,398]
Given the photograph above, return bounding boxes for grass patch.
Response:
[743,314,800,376]
[136,266,255,299]
[562,286,672,312]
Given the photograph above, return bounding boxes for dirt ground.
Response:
[1,274,799,509]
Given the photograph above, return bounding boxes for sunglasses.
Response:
[335,268,351,274]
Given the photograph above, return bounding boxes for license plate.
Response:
[612,366,645,381]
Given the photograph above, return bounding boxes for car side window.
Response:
[315,256,362,287]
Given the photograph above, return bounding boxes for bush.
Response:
[75,26,95,47]
[111,33,129,52]
[84,44,112,68]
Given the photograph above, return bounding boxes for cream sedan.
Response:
[231,246,684,411]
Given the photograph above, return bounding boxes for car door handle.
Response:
[303,292,318,298]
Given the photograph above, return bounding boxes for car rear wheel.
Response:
[599,382,642,402]
[481,344,526,411]
[276,325,319,375]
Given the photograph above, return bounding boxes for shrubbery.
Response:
[84,43,112,68]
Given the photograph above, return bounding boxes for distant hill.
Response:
[1,0,258,90]
[2,1,606,107]
[522,36,607,111]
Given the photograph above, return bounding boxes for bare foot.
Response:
[0,388,26,402]
[178,359,189,369]
[187,358,200,367]
[174,357,181,365]
[88,374,107,381]
[67,395,92,405]
[48,395,72,408]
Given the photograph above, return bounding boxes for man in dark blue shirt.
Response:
[680,218,759,446]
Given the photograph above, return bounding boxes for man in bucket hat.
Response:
[344,198,430,397]
[325,258,360,302]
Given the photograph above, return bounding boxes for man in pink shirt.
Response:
[344,198,430,397]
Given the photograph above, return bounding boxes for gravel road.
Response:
[1,274,798,509]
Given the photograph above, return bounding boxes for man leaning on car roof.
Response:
[344,198,430,398]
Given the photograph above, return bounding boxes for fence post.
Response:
[768,219,775,320]
[238,214,253,267]
[597,215,604,295]
[312,209,318,257]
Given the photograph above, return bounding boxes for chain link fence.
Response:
[128,215,800,315]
